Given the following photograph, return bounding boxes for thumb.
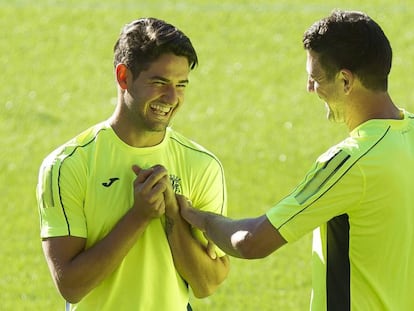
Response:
[177,195,190,217]
[205,234,217,260]
[132,165,153,183]
[132,164,142,175]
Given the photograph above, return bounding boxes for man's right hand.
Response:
[131,165,170,220]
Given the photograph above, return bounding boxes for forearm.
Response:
[165,214,230,298]
[181,207,247,257]
[44,207,151,303]
[202,211,252,258]
[181,205,286,259]
[43,164,169,303]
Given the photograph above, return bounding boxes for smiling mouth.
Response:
[150,103,173,116]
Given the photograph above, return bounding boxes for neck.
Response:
[109,113,165,148]
[346,91,401,131]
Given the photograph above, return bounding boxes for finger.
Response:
[151,165,168,179]
[206,238,217,260]
[176,194,188,210]
[133,165,166,191]
[132,165,153,184]
[131,164,142,175]
[153,197,166,215]
[140,168,168,193]
[177,195,193,221]
[150,180,168,197]
[162,176,175,202]
[142,196,165,219]
[151,164,166,171]
[136,181,167,206]
[176,194,191,206]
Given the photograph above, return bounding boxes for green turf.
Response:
[2,1,414,310]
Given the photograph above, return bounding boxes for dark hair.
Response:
[303,10,392,91]
[113,18,198,79]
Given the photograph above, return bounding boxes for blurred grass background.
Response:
[1,0,414,310]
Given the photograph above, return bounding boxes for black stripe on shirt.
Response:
[327,214,350,311]
[295,151,351,205]
[56,127,107,236]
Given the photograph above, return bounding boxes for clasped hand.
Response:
[131,164,217,259]
[131,164,178,220]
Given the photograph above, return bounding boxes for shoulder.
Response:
[318,119,397,167]
[70,121,111,149]
[165,128,225,178]
[307,122,397,192]
[40,122,109,170]
[167,128,222,163]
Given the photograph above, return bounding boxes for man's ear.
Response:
[116,64,129,90]
[340,69,354,94]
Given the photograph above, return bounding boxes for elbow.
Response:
[192,285,216,298]
[191,276,226,298]
[191,255,230,298]
[49,266,96,304]
[57,285,84,304]
[53,278,87,304]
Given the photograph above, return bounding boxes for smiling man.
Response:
[36,18,229,311]
[177,10,414,311]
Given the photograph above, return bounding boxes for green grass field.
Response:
[2,0,414,310]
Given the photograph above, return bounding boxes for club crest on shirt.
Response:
[169,174,182,194]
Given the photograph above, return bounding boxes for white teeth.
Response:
[150,104,171,115]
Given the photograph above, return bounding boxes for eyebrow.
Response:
[149,75,189,84]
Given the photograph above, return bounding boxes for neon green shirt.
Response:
[267,110,414,310]
[37,122,227,311]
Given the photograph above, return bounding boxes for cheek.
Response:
[315,83,333,99]
[170,104,182,119]
[314,85,325,98]
[177,88,186,100]
[312,81,322,93]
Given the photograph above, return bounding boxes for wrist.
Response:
[127,206,152,228]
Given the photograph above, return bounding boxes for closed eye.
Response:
[176,82,188,88]
[149,77,189,90]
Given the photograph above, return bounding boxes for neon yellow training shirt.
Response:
[266,110,414,311]
[37,122,227,311]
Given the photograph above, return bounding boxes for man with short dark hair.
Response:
[37,18,229,311]
[177,10,414,310]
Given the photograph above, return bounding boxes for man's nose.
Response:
[162,85,179,104]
